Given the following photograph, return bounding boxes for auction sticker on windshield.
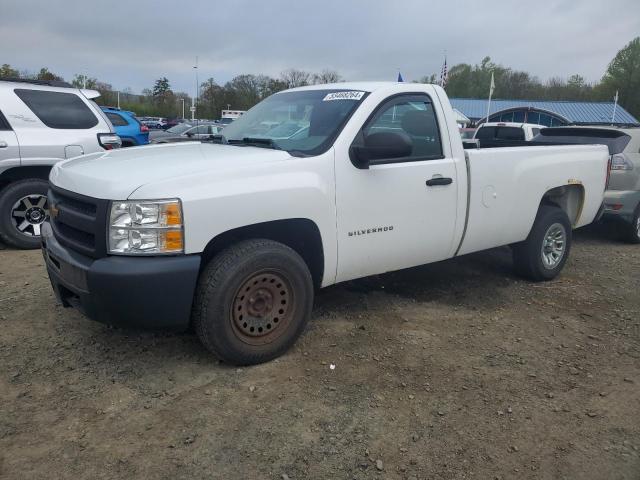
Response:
[323,91,366,101]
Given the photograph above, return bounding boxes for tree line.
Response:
[1,37,638,120]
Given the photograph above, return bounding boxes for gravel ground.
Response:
[1,222,639,480]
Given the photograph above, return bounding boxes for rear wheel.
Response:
[192,239,314,365]
[512,205,572,281]
[0,179,49,249]
[622,204,640,244]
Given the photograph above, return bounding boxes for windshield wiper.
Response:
[227,137,282,150]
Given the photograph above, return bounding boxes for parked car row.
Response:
[138,116,166,129]
[150,122,224,143]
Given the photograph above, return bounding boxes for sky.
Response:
[1,0,639,95]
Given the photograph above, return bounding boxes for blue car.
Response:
[101,107,149,147]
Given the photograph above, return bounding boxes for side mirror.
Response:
[349,131,413,169]
[186,132,193,138]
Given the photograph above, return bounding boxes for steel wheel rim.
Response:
[231,270,294,346]
[10,194,48,237]
[541,222,566,269]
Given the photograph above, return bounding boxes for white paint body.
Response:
[50,83,609,287]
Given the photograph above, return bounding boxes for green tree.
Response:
[599,37,640,118]
[0,64,19,78]
[200,78,221,119]
[152,77,172,98]
[71,74,98,89]
[35,67,63,81]
[151,77,174,114]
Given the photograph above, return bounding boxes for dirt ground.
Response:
[1,222,639,480]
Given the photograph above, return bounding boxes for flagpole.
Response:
[611,90,619,124]
[486,72,494,124]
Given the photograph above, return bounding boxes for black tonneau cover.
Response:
[463,127,631,154]
[531,127,631,155]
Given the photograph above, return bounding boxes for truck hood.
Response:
[50,142,293,200]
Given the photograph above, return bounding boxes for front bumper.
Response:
[602,190,640,222]
[42,222,200,330]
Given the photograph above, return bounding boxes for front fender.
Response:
[130,151,338,285]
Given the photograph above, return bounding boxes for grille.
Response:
[48,186,109,258]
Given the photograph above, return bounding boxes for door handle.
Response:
[426,176,453,186]
[0,141,7,148]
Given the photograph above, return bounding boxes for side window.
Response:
[196,125,209,134]
[105,112,129,127]
[357,94,443,161]
[14,89,99,129]
[0,110,11,131]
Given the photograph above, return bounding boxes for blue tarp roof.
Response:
[449,98,638,124]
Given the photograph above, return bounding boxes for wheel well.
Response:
[0,166,51,191]
[201,219,325,288]
[541,184,585,226]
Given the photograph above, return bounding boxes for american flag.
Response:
[439,57,448,88]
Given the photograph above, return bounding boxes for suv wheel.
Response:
[512,205,572,281]
[192,239,314,365]
[623,204,640,244]
[0,179,49,249]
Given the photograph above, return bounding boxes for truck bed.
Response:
[457,144,609,256]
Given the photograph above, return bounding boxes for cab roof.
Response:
[287,81,432,93]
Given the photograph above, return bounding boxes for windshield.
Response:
[220,89,368,155]
[167,123,192,134]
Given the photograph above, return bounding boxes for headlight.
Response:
[108,199,184,255]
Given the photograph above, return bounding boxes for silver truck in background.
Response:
[534,126,640,243]
[0,78,120,248]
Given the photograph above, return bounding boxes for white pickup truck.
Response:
[42,82,609,365]
[473,121,547,142]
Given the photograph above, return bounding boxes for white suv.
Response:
[0,79,120,248]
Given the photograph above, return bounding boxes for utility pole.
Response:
[181,98,185,119]
[117,91,120,109]
[192,56,199,122]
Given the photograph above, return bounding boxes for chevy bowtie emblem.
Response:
[49,203,59,219]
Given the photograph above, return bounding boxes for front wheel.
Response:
[0,179,49,249]
[192,239,314,365]
[512,205,572,281]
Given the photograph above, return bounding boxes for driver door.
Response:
[334,93,459,282]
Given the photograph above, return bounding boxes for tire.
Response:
[192,239,314,365]
[622,204,640,244]
[512,205,572,281]
[0,178,49,249]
